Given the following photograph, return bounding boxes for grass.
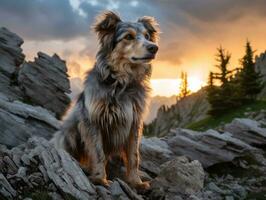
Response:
[186,100,266,131]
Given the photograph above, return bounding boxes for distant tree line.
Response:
[207,41,264,116]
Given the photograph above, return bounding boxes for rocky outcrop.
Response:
[145,89,209,137]
[0,27,70,147]
[0,93,60,148]
[255,51,266,98]
[0,27,25,100]
[151,156,204,199]
[0,137,204,200]
[141,118,266,169]
[1,117,266,200]
[18,52,71,117]
[0,27,70,119]
[224,118,266,147]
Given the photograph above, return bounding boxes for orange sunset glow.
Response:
[2,0,266,97]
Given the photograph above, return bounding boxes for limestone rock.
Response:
[145,89,209,137]
[0,93,60,147]
[151,156,204,198]
[224,118,266,147]
[18,52,71,117]
[0,27,25,100]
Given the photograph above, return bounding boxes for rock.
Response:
[141,126,256,169]
[224,118,266,147]
[231,184,247,199]
[225,196,234,200]
[0,28,72,147]
[140,137,174,175]
[110,180,130,200]
[207,182,229,195]
[0,137,96,200]
[145,89,209,136]
[18,52,71,117]
[0,27,25,100]
[0,93,60,147]
[151,156,204,198]
[255,51,266,98]
[0,137,148,200]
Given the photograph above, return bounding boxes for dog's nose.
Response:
[147,44,158,54]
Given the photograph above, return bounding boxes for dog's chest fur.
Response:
[85,76,148,153]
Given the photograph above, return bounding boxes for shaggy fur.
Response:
[53,11,159,190]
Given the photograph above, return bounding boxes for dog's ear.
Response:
[93,11,121,43]
[138,16,160,42]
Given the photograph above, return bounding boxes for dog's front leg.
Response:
[124,124,150,191]
[79,123,109,186]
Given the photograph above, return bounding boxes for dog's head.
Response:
[94,11,159,65]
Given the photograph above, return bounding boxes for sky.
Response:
[1,0,266,96]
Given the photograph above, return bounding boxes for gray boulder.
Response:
[0,137,96,200]
[146,89,209,137]
[141,125,256,169]
[18,52,71,117]
[166,128,255,168]
[0,93,60,147]
[0,137,146,200]
[255,51,266,98]
[0,27,25,100]
[151,156,204,199]
[224,118,266,147]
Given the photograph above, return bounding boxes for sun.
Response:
[151,77,205,97]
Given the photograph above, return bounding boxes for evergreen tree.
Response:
[215,46,231,85]
[239,41,263,101]
[207,47,241,115]
[178,71,191,99]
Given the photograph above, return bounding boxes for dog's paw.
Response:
[132,181,150,193]
[90,177,112,187]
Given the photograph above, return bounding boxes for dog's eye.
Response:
[124,34,134,40]
[145,33,150,40]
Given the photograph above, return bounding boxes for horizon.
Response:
[1,0,266,96]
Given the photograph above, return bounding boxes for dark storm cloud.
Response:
[176,0,266,22]
[1,0,266,65]
[0,0,88,40]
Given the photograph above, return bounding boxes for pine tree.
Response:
[214,46,231,85]
[178,71,191,99]
[207,47,241,115]
[239,41,263,101]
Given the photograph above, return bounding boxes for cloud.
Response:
[0,0,88,40]
[1,0,266,80]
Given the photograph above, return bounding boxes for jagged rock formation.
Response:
[141,117,266,199]
[141,118,266,169]
[151,156,205,199]
[18,52,71,117]
[0,137,204,200]
[145,89,209,137]
[0,27,25,100]
[144,95,176,123]
[0,27,70,147]
[1,117,266,199]
[255,51,266,98]
[0,93,60,148]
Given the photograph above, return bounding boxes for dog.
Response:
[53,11,159,190]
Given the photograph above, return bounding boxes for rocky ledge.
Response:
[1,117,266,200]
[0,27,70,119]
[0,137,204,200]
